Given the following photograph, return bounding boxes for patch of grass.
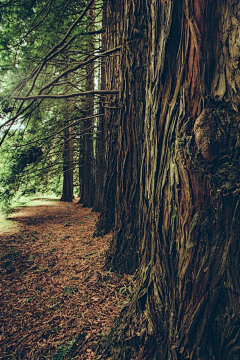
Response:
[51,342,74,360]
[1,250,22,272]
[34,267,48,274]
[1,250,21,262]
[63,285,79,296]
[14,195,59,208]
[51,333,87,360]
[25,296,36,303]
[1,248,28,273]
[48,248,57,254]
[60,235,71,241]
[0,195,59,217]
[18,234,28,242]
[28,254,35,263]
[0,212,16,232]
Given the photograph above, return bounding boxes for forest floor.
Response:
[0,199,132,359]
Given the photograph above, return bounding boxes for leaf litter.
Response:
[0,200,131,359]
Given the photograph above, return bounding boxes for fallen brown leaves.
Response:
[0,200,131,359]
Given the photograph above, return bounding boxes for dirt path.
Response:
[0,200,130,359]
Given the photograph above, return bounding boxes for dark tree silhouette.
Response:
[61,124,74,202]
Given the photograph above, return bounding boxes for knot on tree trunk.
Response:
[193,107,227,162]
[190,102,240,193]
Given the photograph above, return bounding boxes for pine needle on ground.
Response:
[0,200,130,359]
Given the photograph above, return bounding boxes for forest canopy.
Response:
[0,0,113,208]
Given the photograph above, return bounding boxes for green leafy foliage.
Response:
[0,129,62,210]
[0,0,103,208]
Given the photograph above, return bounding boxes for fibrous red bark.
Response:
[99,0,240,359]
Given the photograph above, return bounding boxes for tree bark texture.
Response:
[95,0,122,235]
[105,0,240,359]
[79,6,95,207]
[93,0,107,212]
[104,0,148,274]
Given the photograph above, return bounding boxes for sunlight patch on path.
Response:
[0,213,19,234]
[7,197,60,220]
[1,197,59,234]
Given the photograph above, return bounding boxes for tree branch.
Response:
[26,0,96,96]
[37,46,121,95]
[16,113,104,148]
[13,90,118,100]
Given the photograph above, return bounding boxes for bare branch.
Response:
[37,46,121,95]
[16,113,104,148]
[26,0,96,95]
[13,90,119,101]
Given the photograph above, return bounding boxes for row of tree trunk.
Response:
[93,0,240,359]
[60,0,240,357]
[61,6,97,206]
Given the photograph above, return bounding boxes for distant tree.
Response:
[60,110,74,202]
[79,4,96,207]
[93,0,107,212]
[94,0,121,235]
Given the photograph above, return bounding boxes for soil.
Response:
[0,199,131,359]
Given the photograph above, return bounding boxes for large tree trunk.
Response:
[104,0,148,274]
[103,0,240,359]
[95,0,147,274]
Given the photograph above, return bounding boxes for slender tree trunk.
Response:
[94,0,122,235]
[93,1,107,212]
[60,125,74,202]
[101,0,240,359]
[79,6,95,207]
